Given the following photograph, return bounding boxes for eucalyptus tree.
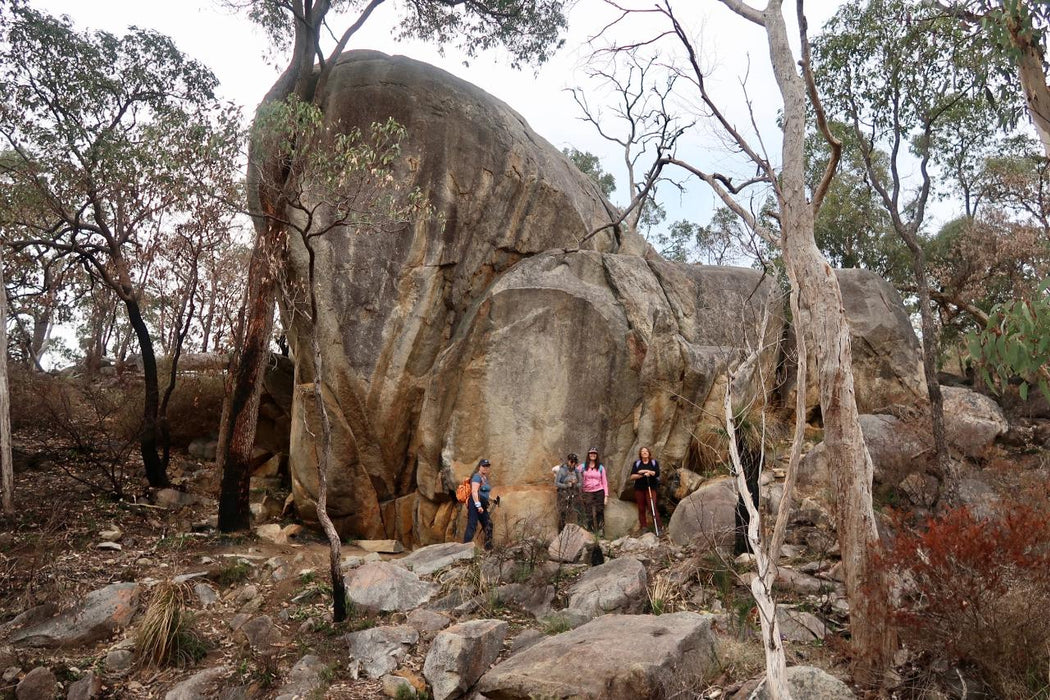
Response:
[218,0,570,532]
[0,5,243,487]
[815,0,1011,479]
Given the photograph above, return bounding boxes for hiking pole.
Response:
[647,484,660,537]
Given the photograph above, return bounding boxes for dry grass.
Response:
[135,581,207,668]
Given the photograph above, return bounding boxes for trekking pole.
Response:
[647,484,660,537]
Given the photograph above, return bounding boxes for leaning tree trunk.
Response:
[765,2,895,684]
[125,297,167,488]
[1,255,13,515]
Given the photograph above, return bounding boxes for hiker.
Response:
[463,458,494,550]
[554,453,582,530]
[580,448,608,536]
[629,446,662,533]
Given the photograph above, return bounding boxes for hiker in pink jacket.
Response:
[580,448,608,536]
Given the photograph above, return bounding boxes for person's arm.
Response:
[601,467,609,501]
[471,477,483,511]
[629,460,642,481]
[555,468,568,489]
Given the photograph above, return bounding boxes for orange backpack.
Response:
[455,476,472,503]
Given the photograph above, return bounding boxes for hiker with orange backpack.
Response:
[462,458,494,550]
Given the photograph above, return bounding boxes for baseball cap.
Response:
[478,458,491,467]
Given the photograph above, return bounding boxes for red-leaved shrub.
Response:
[880,503,1050,696]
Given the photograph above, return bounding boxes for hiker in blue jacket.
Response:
[463,458,494,550]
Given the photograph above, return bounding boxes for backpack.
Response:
[455,476,472,504]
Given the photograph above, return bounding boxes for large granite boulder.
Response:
[262,51,925,543]
[423,619,508,700]
[477,613,719,699]
[566,556,647,618]
[345,561,437,613]
[942,386,1008,457]
[10,583,140,648]
[667,476,736,547]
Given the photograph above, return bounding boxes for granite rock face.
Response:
[265,51,925,543]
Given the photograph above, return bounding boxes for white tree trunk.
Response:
[0,251,14,515]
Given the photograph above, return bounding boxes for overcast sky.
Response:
[33,0,846,230]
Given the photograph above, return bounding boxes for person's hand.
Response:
[604,497,608,505]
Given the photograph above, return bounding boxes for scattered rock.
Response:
[232,584,259,605]
[547,524,594,563]
[188,438,218,461]
[274,654,328,700]
[98,527,123,542]
[104,649,134,674]
[172,571,208,584]
[423,619,508,700]
[11,583,140,648]
[15,667,55,700]
[406,609,451,635]
[566,556,647,618]
[193,583,219,607]
[478,613,719,699]
[776,608,827,642]
[354,539,404,554]
[154,488,198,509]
[235,616,278,654]
[254,524,303,545]
[748,665,855,699]
[667,477,736,547]
[394,542,475,576]
[95,542,122,551]
[2,666,20,683]
[163,666,231,700]
[493,583,555,619]
[345,625,419,679]
[0,604,58,636]
[381,674,415,698]
[345,562,438,613]
[66,670,103,700]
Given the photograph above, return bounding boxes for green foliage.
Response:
[563,148,616,198]
[214,561,253,588]
[967,283,1050,401]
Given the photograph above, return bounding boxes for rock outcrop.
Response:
[265,51,925,543]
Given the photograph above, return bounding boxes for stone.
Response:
[354,539,404,554]
[566,556,647,618]
[15,667,55,700]
[188,438,218,461]
[235,616,277,654]
[776,608,827,642]
[493,583,555,619]
[478,613,719,699]
[154,488,198,509]
[381,674,414,698]
[345,562,438,613]
[667,477,736,547]
[193,583,219,607]
[66,671,102,700]
[345,625,419,679]
[3,666,20,683]
[858,414,934,486]
[547,524,594,563]
[0,604,58,635]
[11,583,140,648]
[274,655,328,700]
[98,527,122,542]
[423,619,508,700]
[163,667,231,700]
[394,542,475,576]
[172,571,208,584]
[405,609,451,634]
[509,628,543,654]
[104,649,134,673]
[749,665,855,699]
[254,523,304,545]
[942,386,1008,457]
[96,542,122,551]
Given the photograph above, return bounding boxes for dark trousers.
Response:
[581,490,605,535]
[634,488,662,531]
[557,489,581,530]
[463,500,493,550]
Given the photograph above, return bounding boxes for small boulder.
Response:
[11,583,140,648]
[354,539,404,554]
[274,655,328,700]
[104,648,134,674]
[15,667,55,700]
[942,386,1008,457]
[667,477,736,547]
[154,488,198,509]
[493,583,554,619]
[66,670,102,700]
[776,608,827,642]
[345,562,438,613]
[235,616,278,654]
[406,609,451,635]
[394,542,475,576]
[547,524,594,563]
[423,619,508,700]
[749,665,855,699]
[345,625,419,679]
[478,613,719,699]
[163,666,230,700]
[566,556,647,618]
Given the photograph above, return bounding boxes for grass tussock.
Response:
[135,581,207,668]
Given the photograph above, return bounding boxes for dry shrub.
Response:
[880,503,1050,697]
[135,581,207,667]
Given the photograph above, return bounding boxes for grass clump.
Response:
[135,581,208,667]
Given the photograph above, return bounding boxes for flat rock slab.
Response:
[274,654,328,700]
[477,613,719,699]
[346,561,438,613]
[566,556,646,618]
[346,625,419,679]
[749,665,855,699]
[163,666,230,700]
[394,542,475,576]
[11,583,140,648]
[548,524,594,563]
[354,539,404,554]
[494,583,554,619]
[777,608,827,642]
[424,619,508,700]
